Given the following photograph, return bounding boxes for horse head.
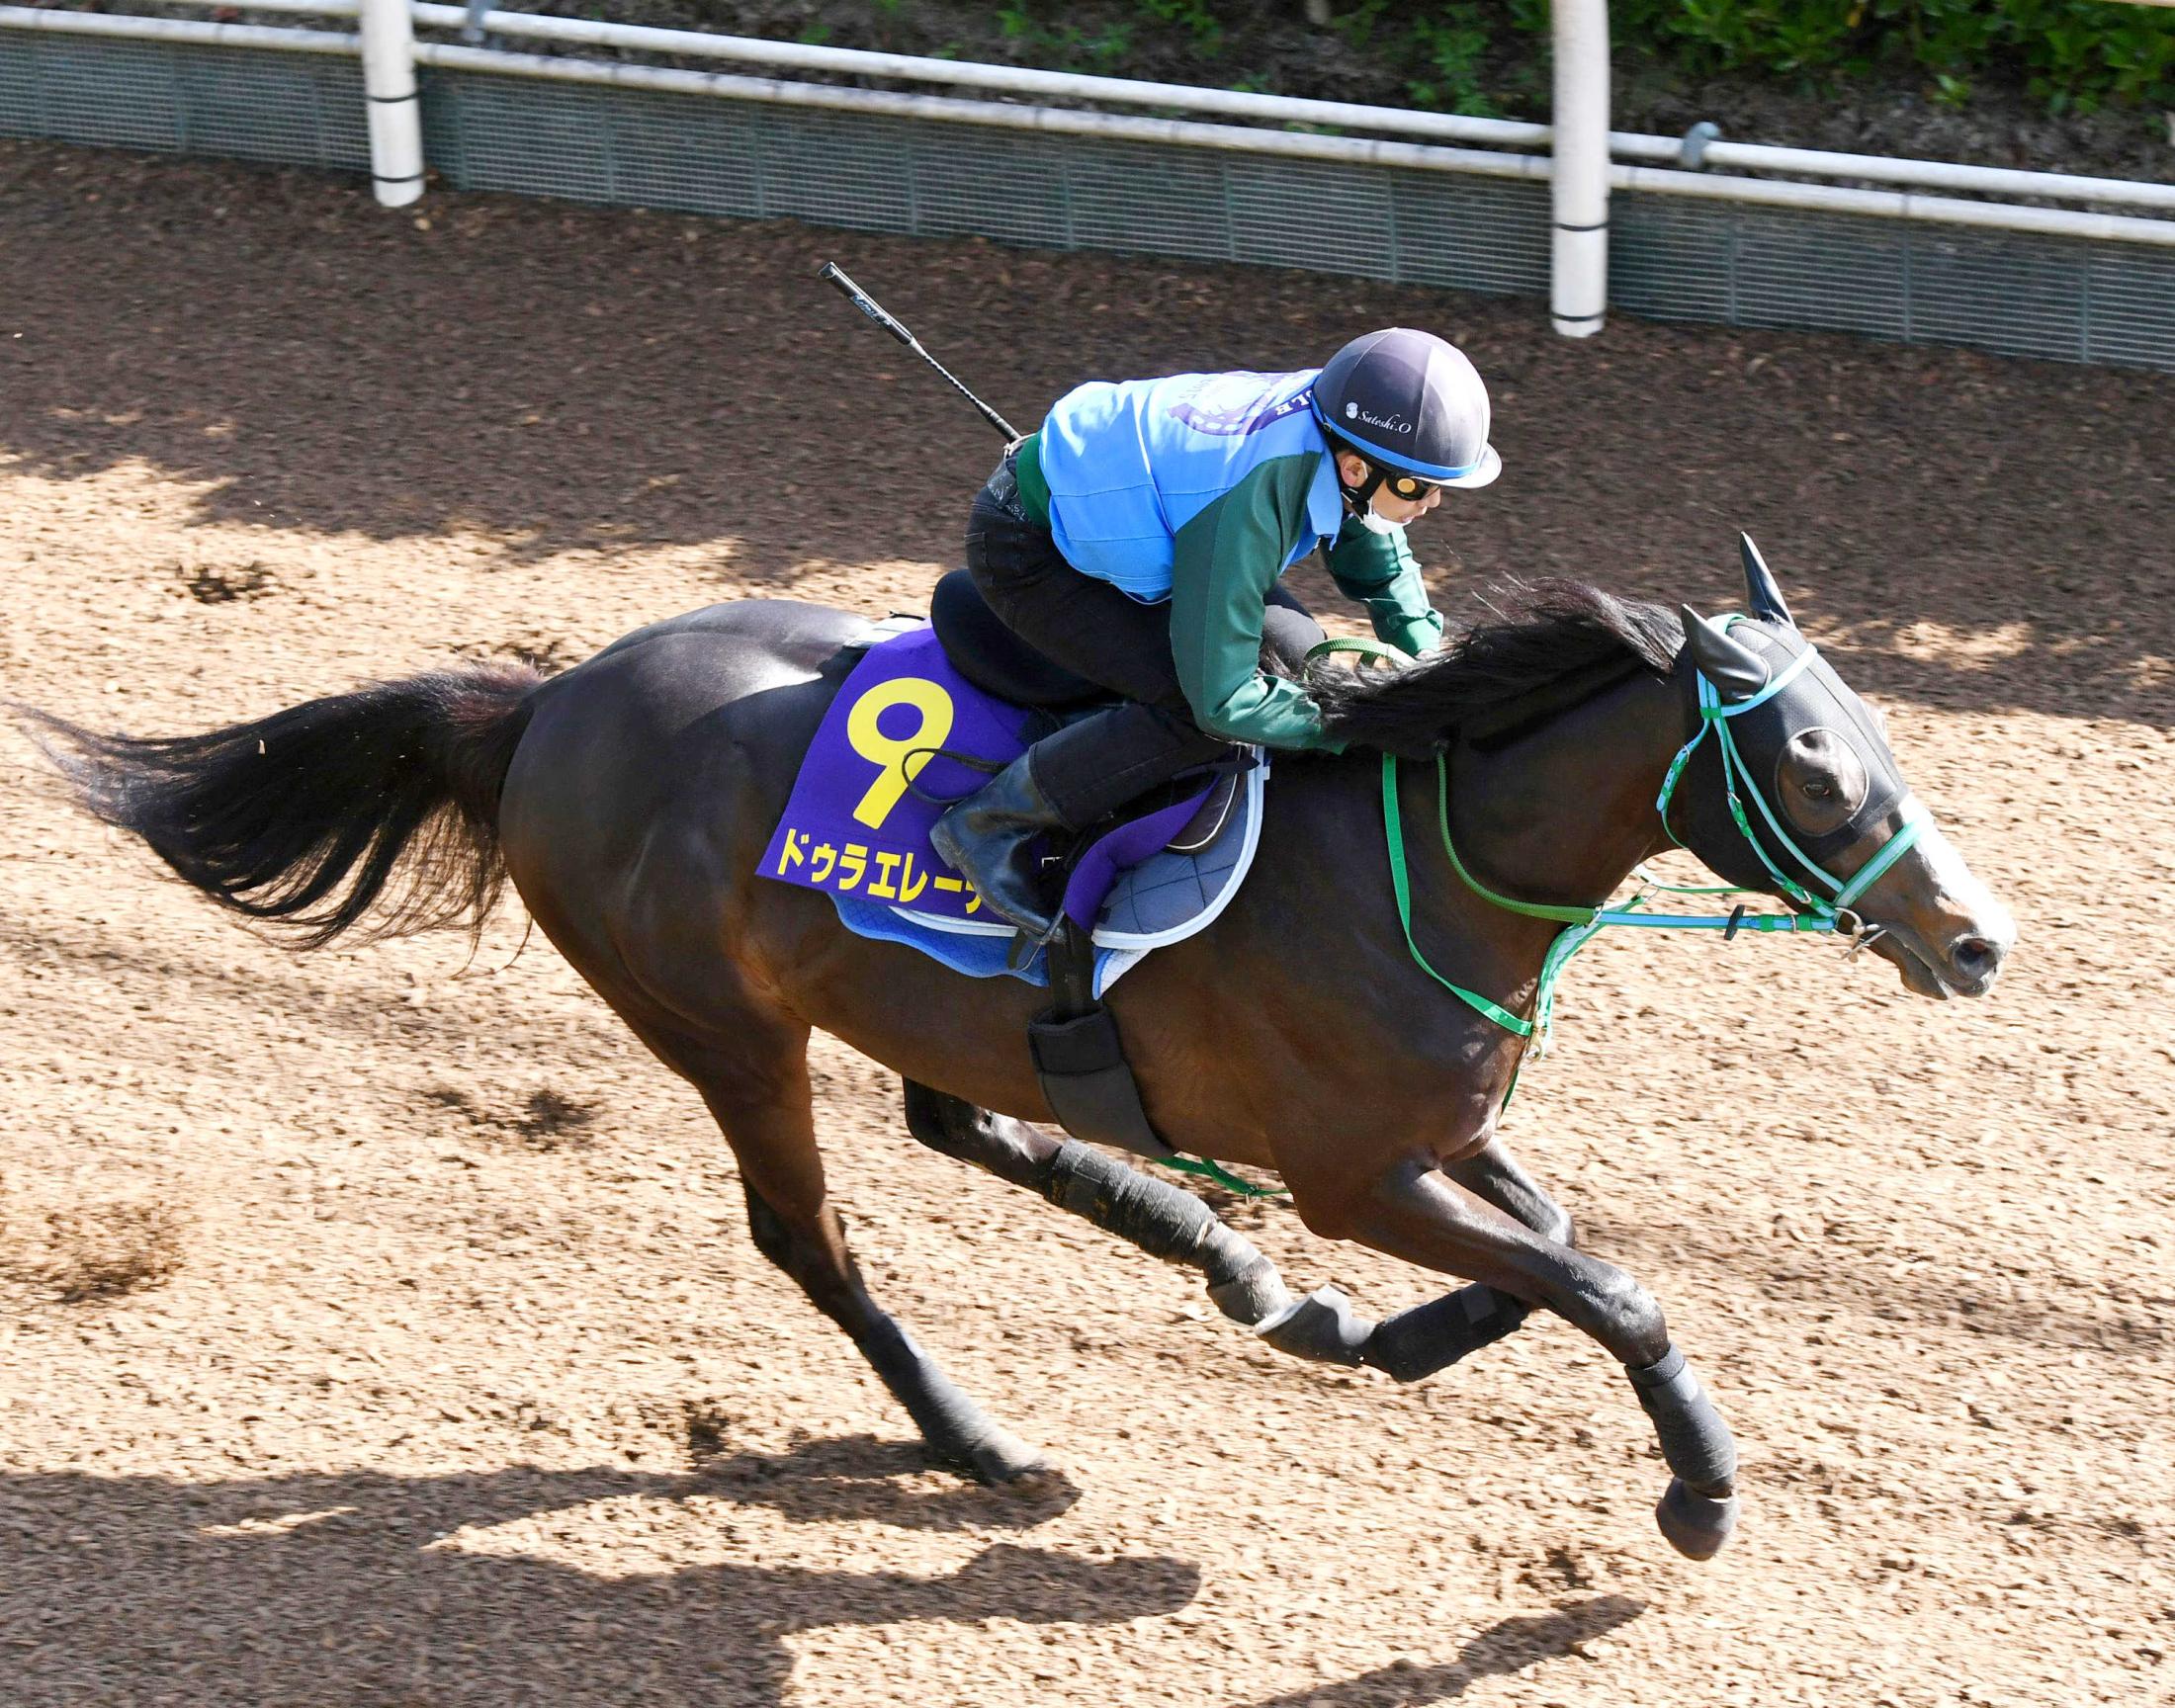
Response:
[1667,535,2015,999]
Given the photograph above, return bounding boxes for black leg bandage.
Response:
[1039,1139,1292,1324]
[1361,1284,1531,1384]
[1626,1342,1737,1494]
[1630,1344,1741,1560]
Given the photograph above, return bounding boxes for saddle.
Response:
[923,568,1234,1161]
[926,566,1246,898]
[760,573,1253,1162]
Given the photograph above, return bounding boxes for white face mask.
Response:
[1350,501,1407,538]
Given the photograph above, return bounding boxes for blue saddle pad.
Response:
[760,620,1265,992]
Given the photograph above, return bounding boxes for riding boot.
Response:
[928,750,1073,940]
[930,702,1230,939]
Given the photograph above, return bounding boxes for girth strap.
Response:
[1026,923,1174,1162]
[1023,923,1289,1197]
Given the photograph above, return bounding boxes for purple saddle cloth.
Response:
[758,622,1249,980]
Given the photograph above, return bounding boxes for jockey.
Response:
[931,326,1501,941]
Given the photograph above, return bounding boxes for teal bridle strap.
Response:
[1714,639,1819,715]
[1657,625,1931,920]
[1383,624,1933,1056]
[1381,753,1827,1059]
[1833,804,1927,907]
[1382,754,1536,1038]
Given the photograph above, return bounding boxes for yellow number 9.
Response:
[845,676,956,830]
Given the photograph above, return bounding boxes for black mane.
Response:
[1308,578,1683,757]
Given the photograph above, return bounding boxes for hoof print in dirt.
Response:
[458,635,577,673]
[682,1401,733,1465]
[28,1199,189,1304]
[514,1087,600,1147]
[177,561,275,605]
[422,1084,600,1151]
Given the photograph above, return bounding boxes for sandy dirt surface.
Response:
[0,139,2171,1708]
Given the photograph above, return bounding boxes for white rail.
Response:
[1609,132,2175,214]
[407,41,1559,182]
[65,0,2175,216]
[210,0,1559,152]
[0,7,355,55]
[1612,159,2175,245]
[5,2,2173,252]
[406,3,2175,216]
[421,42,2175,247]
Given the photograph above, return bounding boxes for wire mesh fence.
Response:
[1,32,367,172]
[4,32,2171,373]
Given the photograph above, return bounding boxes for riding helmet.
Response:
[1310,327,1502,488]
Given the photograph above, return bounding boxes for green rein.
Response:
[1158,622,1932,1188]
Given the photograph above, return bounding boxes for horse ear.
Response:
[1738,533,1795,630]
[1680,604,1773,701]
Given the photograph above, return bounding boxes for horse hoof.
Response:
[1655,1477,1738,1561]
[948,1428,1050,1487]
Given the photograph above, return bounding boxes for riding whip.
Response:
[818,262,1019,442]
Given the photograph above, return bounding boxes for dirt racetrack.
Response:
[1,138,2171,1708]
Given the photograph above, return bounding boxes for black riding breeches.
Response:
[963,449,1322,825]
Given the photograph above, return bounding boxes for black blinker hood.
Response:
[1705,619,1911,866]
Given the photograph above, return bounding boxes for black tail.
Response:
[18,664,546,949]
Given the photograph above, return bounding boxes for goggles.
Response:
[1379,470,1444,502]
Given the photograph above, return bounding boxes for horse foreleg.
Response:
[1254,1140,1569,1380]
[1446,1138,1575,1247]
[900,1080,1293,1324]
[1292,1154,1738,1561]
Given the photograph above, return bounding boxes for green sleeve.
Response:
[1326,517,1445,657]
[1167,454,1342,751]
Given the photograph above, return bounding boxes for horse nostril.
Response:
[1952,935,2003,982]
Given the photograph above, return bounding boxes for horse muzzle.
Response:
[1864,920,2011,1000]
[1855,821,2016,1000]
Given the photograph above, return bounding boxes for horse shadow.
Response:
[0,1434,1184,1706]
[688,1429,1085,1532]
[1228,1593,1646,1708]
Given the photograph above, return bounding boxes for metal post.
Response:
[357,0,424,207]
[1550,0,1609,337]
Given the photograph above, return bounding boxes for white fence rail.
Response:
[7,3,2174,246]
[3,1,2172,370]
[206,0,2175,215]
[380,2,2175,211]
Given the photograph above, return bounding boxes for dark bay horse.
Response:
[24,556,2014,1560]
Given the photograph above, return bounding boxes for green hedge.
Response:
[1058,2,2175,116]
[1609,0,2175,112]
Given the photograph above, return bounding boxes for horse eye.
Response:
[1802,781,1832,800]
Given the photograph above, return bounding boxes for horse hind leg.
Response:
[901,1080,1292,1325]
[669,1029,1045,1485]
[900,1082,1580,1392]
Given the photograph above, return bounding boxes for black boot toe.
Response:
[928,756,1071,938]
